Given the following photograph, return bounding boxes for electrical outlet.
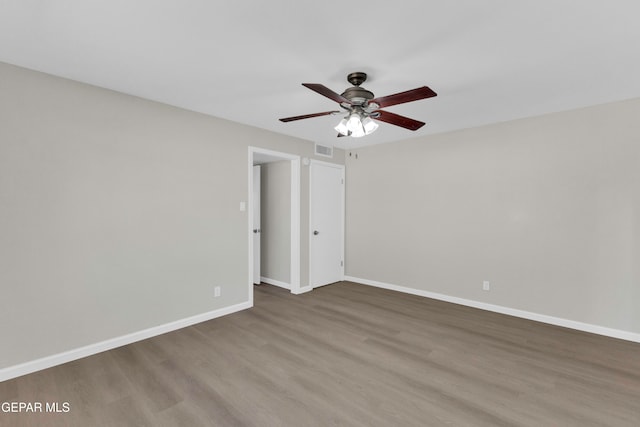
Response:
[482,281,490,291]
[214,286,221,297]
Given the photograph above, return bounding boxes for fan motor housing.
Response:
[341,86,374,105]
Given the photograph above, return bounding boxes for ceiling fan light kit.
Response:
[279,72,437,138]
[335,112,379,137]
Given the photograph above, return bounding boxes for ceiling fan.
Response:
[279,72,437,138]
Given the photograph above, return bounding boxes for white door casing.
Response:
[253,165,261,284]
[248,147,301,300]
[309,160,345,288]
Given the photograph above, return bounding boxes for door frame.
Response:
[252,165,261,284]
[248,147,301,302]
[309,159,345,288]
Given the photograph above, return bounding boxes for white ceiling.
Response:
[2,1,640,149]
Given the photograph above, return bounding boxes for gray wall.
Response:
[0,62,343,369]
[346,97,640,334]
[260,161,291,284]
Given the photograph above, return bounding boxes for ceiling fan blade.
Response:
[371,86,437,108]
[302,83,352,104]
[374,110,426,131]
[279,111,340,122]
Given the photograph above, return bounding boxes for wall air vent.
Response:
[314,143,333,158]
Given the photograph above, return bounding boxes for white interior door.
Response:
[309,161,344,288]
[253,165,261,284]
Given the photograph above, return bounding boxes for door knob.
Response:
[313,230,319,235]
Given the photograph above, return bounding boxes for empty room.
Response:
[1,1,639,426]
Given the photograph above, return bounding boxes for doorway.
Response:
[248,147,301,302]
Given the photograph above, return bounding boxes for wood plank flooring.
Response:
[1,281,639,426]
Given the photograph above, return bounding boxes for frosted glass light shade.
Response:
[334,118,349,135]
[362,117,379,135]
[350,126,365,138]
[348,113,365,138]
[346,114,361,132]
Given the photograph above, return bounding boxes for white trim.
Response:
[247,148,254,303]
[309,160,345,289]
[260,276,291,290]
[344,276,640,344]
[309,158,344,168]
[292,285,313,295]
[0,301,252,382]
[252,164,262,284]
[248,147,301,296]
[290,158,301,292]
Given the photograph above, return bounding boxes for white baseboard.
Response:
[344,276,640,344]
[260,277,291,290]
[292,285,313,295]
[0,300,252,382]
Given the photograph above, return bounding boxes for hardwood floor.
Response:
[1,281,639,426]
